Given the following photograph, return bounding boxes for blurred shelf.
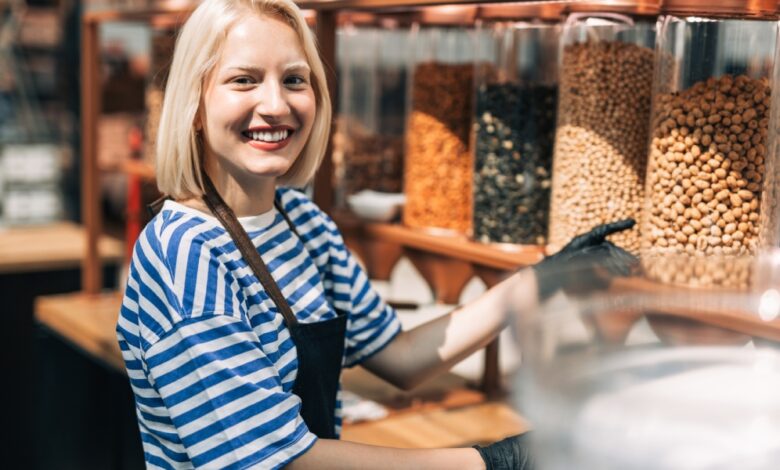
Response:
[83,7,195,24]
[610,277,780,342]
[99,159,156,181]
[0,222,123,274]
[122,159,156,180]
[34,290,125,372]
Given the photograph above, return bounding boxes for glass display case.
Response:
[403,6,479,234]
[335,16,409,209]
[548,0,659,253]
[512,252,780,469]
[642,0,779,288]
[472,4,562,245]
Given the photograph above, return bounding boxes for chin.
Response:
[247,164,293,179]
[244,156,295,176]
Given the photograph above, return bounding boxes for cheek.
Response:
[204,92,245,129]
[292,92,317,130]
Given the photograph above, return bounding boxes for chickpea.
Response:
[644,74,770,288]
[550,41,654,253]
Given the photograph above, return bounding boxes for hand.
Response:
[473,433,534,470]
[533,219,638,299]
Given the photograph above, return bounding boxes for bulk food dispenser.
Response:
[403,6,479,234]
[334,16,409,209]
[548,0,659,253]
[472,4,562,245]
[641,0,779,288]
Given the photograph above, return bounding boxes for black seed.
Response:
[473,83,558,244]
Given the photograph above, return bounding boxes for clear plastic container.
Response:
[548,1,659,253]
[642,0,778,288]
[335,17,409,209]
[403,7,478,234]
[472,5,562,245]
[760,1,780,250]
[512,252,780,469]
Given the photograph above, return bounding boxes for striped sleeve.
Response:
[144,314,316,469]
[318,213,402,367]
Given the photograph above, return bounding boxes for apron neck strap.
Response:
[201,172,299,328]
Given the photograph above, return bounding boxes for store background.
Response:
[2,0,780,468]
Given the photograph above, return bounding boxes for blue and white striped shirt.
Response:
[117,188,401,469]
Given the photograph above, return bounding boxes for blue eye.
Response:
[285,75,307,86]
[233,76,255,85]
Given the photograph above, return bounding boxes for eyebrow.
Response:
[226,62,311,74]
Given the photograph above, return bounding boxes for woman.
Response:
[116,0,635,468]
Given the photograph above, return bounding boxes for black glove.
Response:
[532,219,638,300]
[473,433,535,470]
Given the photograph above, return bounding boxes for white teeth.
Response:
[248,130,289,142]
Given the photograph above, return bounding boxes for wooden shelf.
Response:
[343,400,527,448]
[0,222,123,274]
[81,0,532,22]
[35,291,125,372]
[362,223,544,270]
[333,211,544,270]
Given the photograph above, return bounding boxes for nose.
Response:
[255,80,289,118]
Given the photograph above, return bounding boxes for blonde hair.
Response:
[155,0,331,198]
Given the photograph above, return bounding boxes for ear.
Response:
[194,104,205,132]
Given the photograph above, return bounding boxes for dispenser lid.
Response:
[662,0,778,18]
[479,1,566,22]
[416,5,478,25]
[563,0,661,16]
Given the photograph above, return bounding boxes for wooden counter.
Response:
[35,291,125,372]
[0,222,123,274]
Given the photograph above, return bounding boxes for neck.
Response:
[204,165,277,217]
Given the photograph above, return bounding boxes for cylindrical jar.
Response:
[335,18,409,208]
[548,1,659,253]
[403,7,478,234]
[641,0,779,288]
[472,4,562,245]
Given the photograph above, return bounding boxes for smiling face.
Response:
[198,13,316,186]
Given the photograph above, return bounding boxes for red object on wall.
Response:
[125,125,144,260]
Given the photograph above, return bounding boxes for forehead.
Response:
[217,13,307,66]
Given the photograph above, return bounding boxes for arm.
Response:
[361,268,539,391]
[286,439,485,470]
[361,220,638,391]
